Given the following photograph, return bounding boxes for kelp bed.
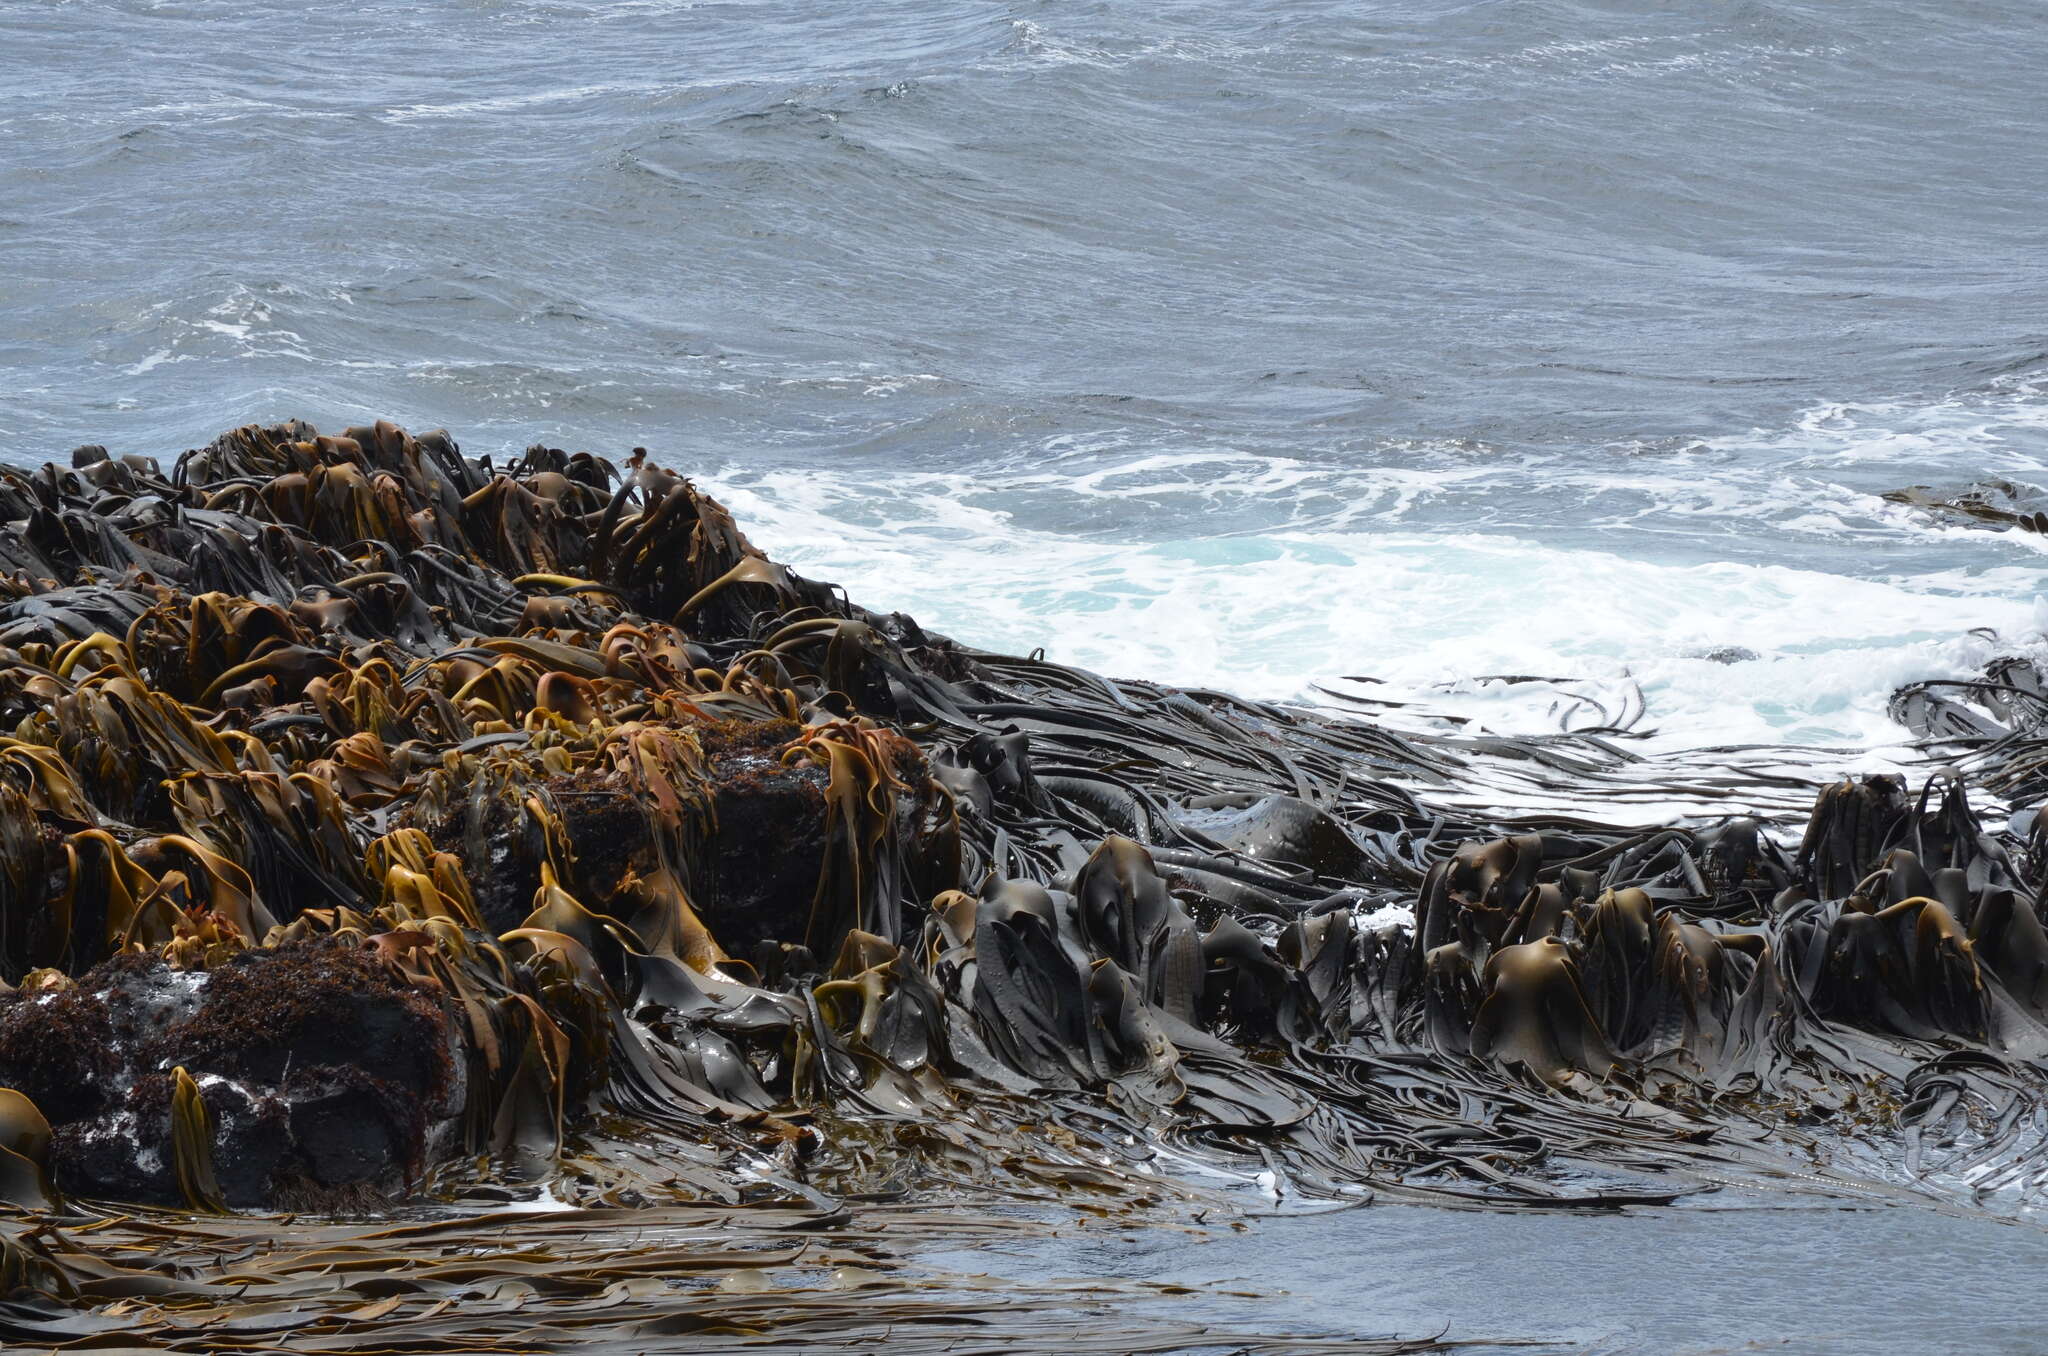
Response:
[5,1201,1457,1354]
[3,421,2048,1349]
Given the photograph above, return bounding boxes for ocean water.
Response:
[4,0,2047,744]
[923,1200,2048,1354]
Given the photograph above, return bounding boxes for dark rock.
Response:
[699,747,831,956]
[97,950,209,1046]
[1173,793,1370,880]
[147,942,452,1097]
[16,942,463,1208]
[0,986,118,1124]
[52,1105,172,1205]
[287,1070,403,1189]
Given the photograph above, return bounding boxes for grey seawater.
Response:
[922,1201,2048,1353]
[6,1,2048,1349]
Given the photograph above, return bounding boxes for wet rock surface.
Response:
[1,943,461,1207]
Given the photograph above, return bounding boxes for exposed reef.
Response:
[4,421,2048,1344]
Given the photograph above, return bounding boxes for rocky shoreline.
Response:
[3,420,2047,1342]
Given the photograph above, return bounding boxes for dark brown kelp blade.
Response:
[169,1066,226,1213]
[0,1088,55,1210]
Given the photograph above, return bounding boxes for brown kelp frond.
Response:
[0,1087,56,1209]
[169,1066,226,1213]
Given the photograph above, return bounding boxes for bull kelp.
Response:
[3,421,2048,1347]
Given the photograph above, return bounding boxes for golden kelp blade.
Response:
[170,1067,226,1214]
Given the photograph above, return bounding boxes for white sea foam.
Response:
[718,478,2039,740]
[705,380,2048,768]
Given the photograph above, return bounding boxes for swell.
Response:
[7,0,2048,451]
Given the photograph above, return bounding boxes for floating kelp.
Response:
[1882,478,2048,534]
[4,421,2048,1346]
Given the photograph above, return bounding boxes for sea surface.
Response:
[5,4,2048,1348]
[922,1199,2048,1354]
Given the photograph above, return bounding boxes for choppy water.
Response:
[5,0,2048,752]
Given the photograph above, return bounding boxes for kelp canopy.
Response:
[3,420,2048,1344]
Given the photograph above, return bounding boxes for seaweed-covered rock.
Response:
[3,942,463,1208]
[0,983,118,1124]
[696,718,834,956]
